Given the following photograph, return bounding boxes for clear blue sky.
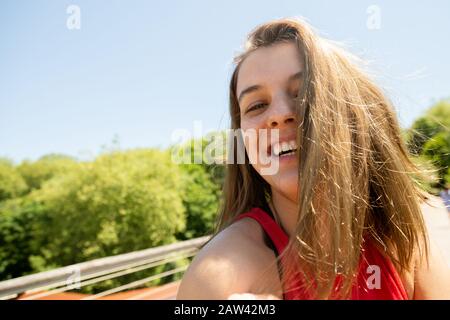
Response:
[1,0,449,163]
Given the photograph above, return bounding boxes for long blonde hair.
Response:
[214,17,429,299]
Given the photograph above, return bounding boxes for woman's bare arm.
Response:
[176,220,271,299]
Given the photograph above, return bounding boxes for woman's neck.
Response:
[270,189,298,237]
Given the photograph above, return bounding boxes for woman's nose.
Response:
[266,95,297,128]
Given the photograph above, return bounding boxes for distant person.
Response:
[440,184,450,213]
[177,18,450,300]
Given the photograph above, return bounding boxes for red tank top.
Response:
[234,207,408,300]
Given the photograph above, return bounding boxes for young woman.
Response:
[176,18,450,300]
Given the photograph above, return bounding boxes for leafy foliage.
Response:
[0,159,27,202]
[26,149,187,268]
[0,145,225,293]
[17,154,77,191]
[177,163,219,240]
[407,99,450,187]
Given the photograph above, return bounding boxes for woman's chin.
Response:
[267,170,299,201]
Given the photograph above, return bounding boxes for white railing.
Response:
[0,236,210,300]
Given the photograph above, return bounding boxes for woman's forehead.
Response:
[236,42,304,95]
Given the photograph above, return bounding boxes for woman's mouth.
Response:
[270,140,298,157]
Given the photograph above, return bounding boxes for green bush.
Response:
[0,149,190,292]
[17,154,77,191]
[0,159,27,202]
[406,99,450,187]
[28,149,186,267]
[0,141,224,291]
[177,163,219,240]
[0,197,48,279]
[422,131,450,186]
[407,100,450,155]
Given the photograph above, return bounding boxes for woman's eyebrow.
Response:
[238,84,261,104]
[288,70,303,82]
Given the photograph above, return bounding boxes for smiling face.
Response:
[236,42,304,202]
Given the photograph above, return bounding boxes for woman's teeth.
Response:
[272,140,298,156]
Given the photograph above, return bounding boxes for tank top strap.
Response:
[234,207,289,255]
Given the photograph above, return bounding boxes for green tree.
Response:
[170,132,226,189]
[0,197,47,279]
[170,134,226,239]
[422,131,450,186]
[0,143,226,289]
[177,164,219,240]
[0,159,27,202]
[407,99,450,187]
[407,99,450,155]
[29,149,186,267]
[0,149,188,291]
[17,154,77,191]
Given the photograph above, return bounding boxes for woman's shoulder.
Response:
[413,236,450,299]
[369,232,450,299]
[176,217,278,299]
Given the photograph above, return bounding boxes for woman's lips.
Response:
[268,139,298,157]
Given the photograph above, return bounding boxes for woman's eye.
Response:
[247,103,267,113]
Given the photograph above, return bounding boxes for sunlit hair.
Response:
[213,17,430,299]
